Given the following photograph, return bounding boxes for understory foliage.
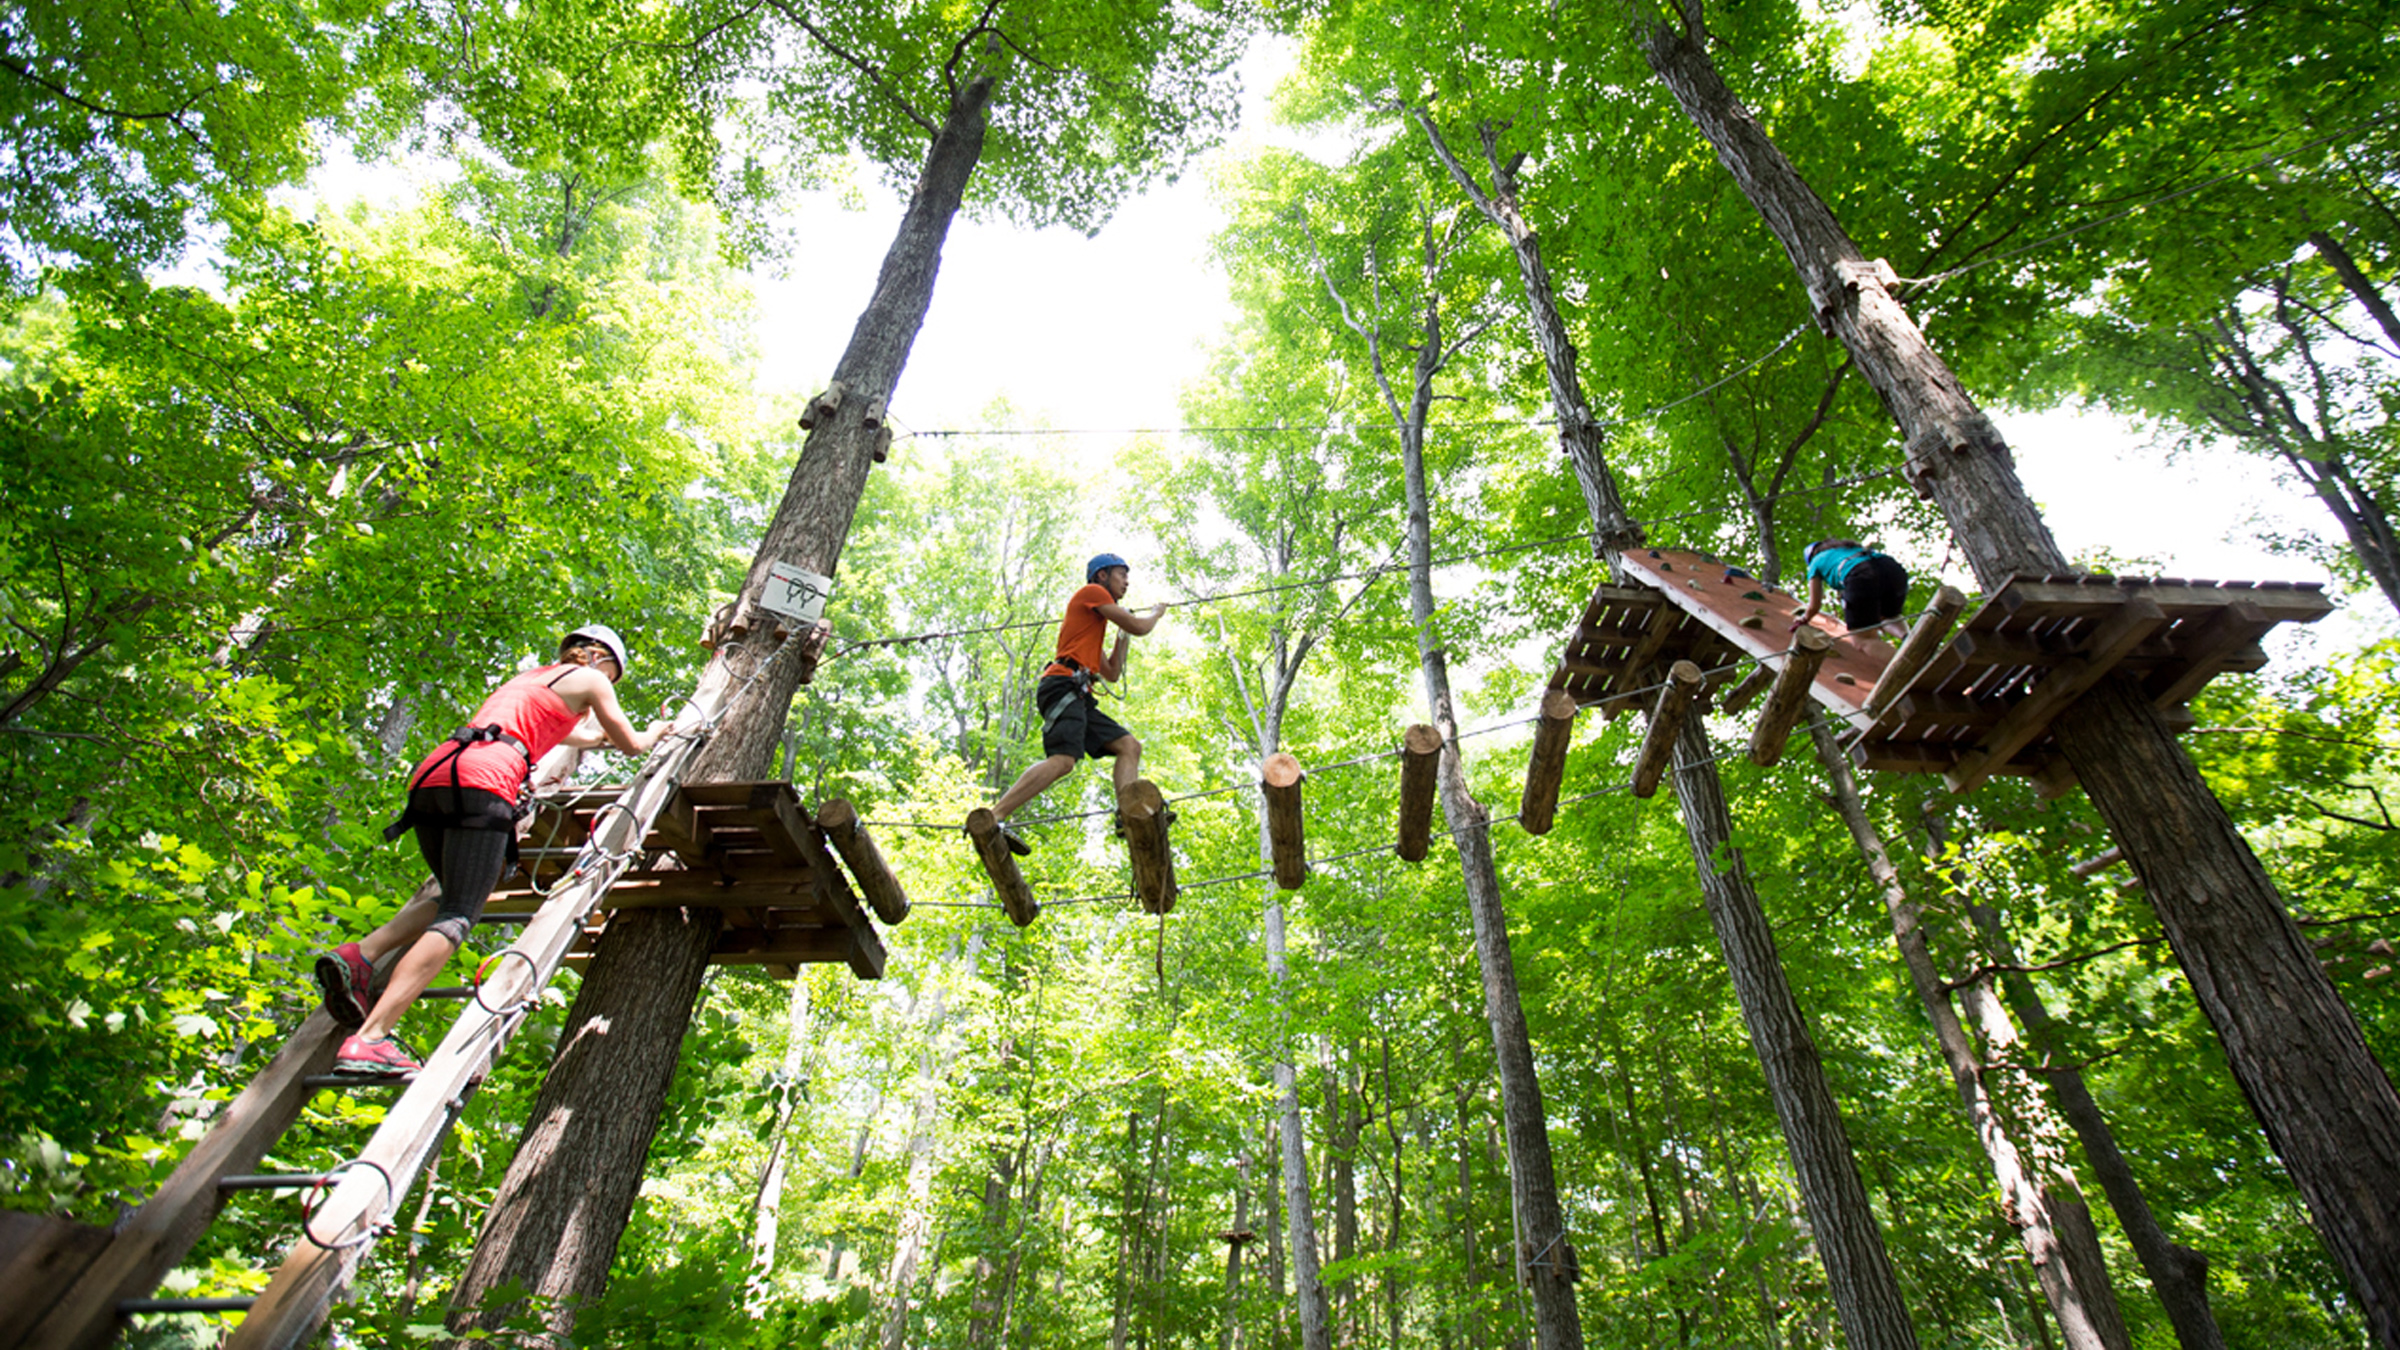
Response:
[3,0,2397,1347]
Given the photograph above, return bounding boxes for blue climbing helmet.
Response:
[1087,552,1129,582]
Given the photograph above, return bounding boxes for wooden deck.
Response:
[494,780,887,978]
[1549,548,2333,794]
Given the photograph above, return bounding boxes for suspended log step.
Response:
[1748,627,1832,767]
[1557,547,2334,793]
[496,780,890,979]
[966,808,1040,928]
[1119,779,1178,914]
[817,798,909,924]
[1396,724,1444,862]
[1519,690,1578,836]
[1632,661,1705,798]
[1261,753,1308,890]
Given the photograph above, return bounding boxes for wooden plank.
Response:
[816,799,909,925]
[1119,778,1178,914]
[1990,575,2332,622]
[489,872,820,912]
[648,786,714,863]
[1749,628,1832,767]
[1594,607,1680,716]
[1852,741,2044,776]
[966,808,1039,927]
[1632,661,1706,798]
[1861,585,1968,719]
[1395,724,1444,862]
[1946,596,2168,794]
[1895,690,2003,729]
[1518,690,1578,836]
[2145,602,2270,709]
[1261,753,1307,890]
[0,1212,111,1347]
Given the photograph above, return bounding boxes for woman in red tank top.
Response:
[314,625,669,1076]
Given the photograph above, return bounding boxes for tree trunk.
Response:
[1393,291,1585,1350]
[1223,1144,1253,1350]
[1808,720,2129,1350]
[1269,900,1335,1350]
[446,74,997,1341]
[1328,1055,1359,1341]
[1643,20,2400,1343]
[747,975,816,1290]
[1668,715,1919,1350]
[2309,229,2400,354]
[967,1148,1019,1350]
[1964,897,2227,1350]
[883,935,980,1350]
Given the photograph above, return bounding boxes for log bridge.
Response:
[1533,546,2333,804]
[498,780,901,979]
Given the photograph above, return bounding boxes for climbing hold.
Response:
[1834,672,1858,686]
[1742,590,1767,601]
[1739,614,1765,629]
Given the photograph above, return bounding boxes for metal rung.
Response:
[301,1072,411,1089]
[421,986,473,998]
[479,912,533,924]
[119,1296,258,1315]
[217,1173,331,1192]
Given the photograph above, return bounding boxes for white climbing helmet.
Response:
[564,622,631,676]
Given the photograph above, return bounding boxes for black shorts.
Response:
[404,785,517,945]
[1840,554,1910,629]
[1037,673,1131,760]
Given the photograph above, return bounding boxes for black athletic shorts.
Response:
[1037,673,1131,760]
[404,785,517,946]
[1840,554,1910,629]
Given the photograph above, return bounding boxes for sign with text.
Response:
[759,562,833,626]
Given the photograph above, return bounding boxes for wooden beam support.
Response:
[966,808,1039,928]
[1862,584,1968,719]
[1748,628,1833,766]
[1719,662,1774,715]
[817,798,909,925]
[648,785,714,863]
[2145,601,2270,709]
[490,872,820,912]
[1946,596,2168,794]
[1119,779,1179,913]
[1395,724,1444,862]
[1519,690,1578,836]
[1992,575,2331,622]
[1260,753,1308,890]
[1632,661,1706,798]
[1597,610,1680,718]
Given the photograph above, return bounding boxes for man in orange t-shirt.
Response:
[983,552,1169,854]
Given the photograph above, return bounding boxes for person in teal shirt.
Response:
[1792,540,1910,636]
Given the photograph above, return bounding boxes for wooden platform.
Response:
[493,781,886,978]
[1549,548,2332,793]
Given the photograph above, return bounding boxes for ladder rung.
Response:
[119,1296,258,1315]
[301,1072,410,1089]
[421,986,474,998]
[479,912,533,924]
[217,1172,331,1192]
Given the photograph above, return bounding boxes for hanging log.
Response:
[1630,661,1705,799]
[1863,584,1969,719]
[816,798,909,925]
[965,808,1039,928]
[1119,778,1178,914]
[1395,724,1444,862]
[1518,690,1579,836]
[1720,662,1775,715]
[798,378,848,429]
[1749,628,1833,767]
[1260,753,1308,890]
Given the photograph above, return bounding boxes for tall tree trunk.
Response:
[967,1148,1020,1350]
[1643,19,2400,1342]
[449,73,998,1341]
[1807,721,2129,1349]
[884,934,981,1350]
[1668,715,1919,1350]
[1962,895,2227,1350]
[747,975,816,1290]
[1328,1054,1360,1342]
[1414,105,1907,1350]
[1392,289,1586,1350]
[2309,229,2400,354]
[1455,1080,1486,1350]
[1223,1144,1253,1350]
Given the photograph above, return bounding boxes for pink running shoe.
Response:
[314,943,374,1028]
[333,1034,420,1077]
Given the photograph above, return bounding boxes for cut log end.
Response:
[1118,780,1177,914]
[965,808,1038,927]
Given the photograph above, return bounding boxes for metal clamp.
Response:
[472,948,542,1016]
[300,1158,395,1251]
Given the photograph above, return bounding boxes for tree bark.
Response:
[2309,229,2400,354]
[1808,721,2129,1350]
[449,74,997,1342]
[1668,715,1919,1350]
[883,934,980,1350]
[1964,896,2227,1350]
[1643,19,2400,1343]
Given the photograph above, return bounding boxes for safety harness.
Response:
[382,666,578,849]
[1039,658,1100,741]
